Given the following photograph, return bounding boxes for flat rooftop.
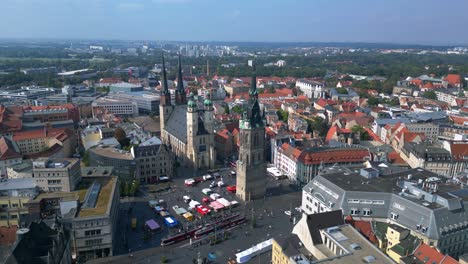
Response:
[76,176,117,218]
[81,167,114,177]
[319,167,438,194]
[33,158,78,169]
[90,145,134,160]
[321,224,393,263]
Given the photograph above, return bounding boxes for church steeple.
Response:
[175,52,187,105]
[243,61,263,128]
[249,61,258,99]
[160,53,171,106]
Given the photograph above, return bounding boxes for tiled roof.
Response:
[387,151,408,166]
[345,217,378,244]
[444,74,461,86]
[12,128,72,142]
[0,137,21,161]
[280,142,369,165]
[450,143,468,161]
[412,243,458,264]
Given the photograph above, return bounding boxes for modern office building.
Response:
[92,97,139,117]
[109,82,143,93]
[106,92,160,114]
[31,158,81,192]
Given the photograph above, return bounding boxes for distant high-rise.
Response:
[236,62,267,201]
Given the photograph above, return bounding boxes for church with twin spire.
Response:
[159,53,216,170]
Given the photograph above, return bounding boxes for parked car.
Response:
[230,171,236,176]
[226,185,236,193]
[284,210,291,216]
[183,196,191,203]
[213,172,221,178]
[209,181,216,188]
[203,174,213,181]
[295,207,302,213]
[217,181,225,187]
[202,197,211,203]
[184,179,195,186]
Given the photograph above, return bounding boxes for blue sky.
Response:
[2,0,468,45]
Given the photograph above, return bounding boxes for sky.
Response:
[2,0,468,45]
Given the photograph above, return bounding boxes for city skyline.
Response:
[2,0,468,45]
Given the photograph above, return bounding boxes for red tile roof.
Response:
[315,99,337,108]
[0,137,21,161]
[444,74,461,86]
[0,226,17,245]
[450,143,468,161]
[388,151,408,166]
[12,128,72,142]
[363,127,383,143]
[345,217,378,244]
[412,243,458,264]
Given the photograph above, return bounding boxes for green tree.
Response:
[367,97,379,106]
[422,90,437,100]
[307,117,328,137]
[82,150,90,166]
[336,87,348,94]
[223,105,230,114]
[276,109,289,122]
[231,105,244,114]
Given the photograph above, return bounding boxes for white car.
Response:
[217,181,225,187]
[284,210,291,216]
[203,174,213,181]
[295,207,302,213]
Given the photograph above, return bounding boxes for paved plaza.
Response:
[92,166,303,264]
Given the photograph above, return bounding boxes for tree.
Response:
[351,125,370,141]
[224,105,230,114]
[367,97,379,106]
[422,90,437,100]
[114,127,127,142]
[276,109,289,122]
[82,150,90,166]
[336,87,348,94]
[307,117,328,137]
[231,105,244,114]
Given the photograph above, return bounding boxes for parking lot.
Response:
[110,166,303,263]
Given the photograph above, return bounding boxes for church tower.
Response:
[236,62,267,201]
[186,93,198,168]
[175,53,187,105]
[159,53,172,132]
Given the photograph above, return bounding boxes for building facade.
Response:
[159,54,216,170]
[92,98,139,118]
[301,166,468,259]
[236,63,267,201]
[295,79,325,99]
[32,158,81,192]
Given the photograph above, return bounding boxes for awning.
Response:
[145,219,160,230]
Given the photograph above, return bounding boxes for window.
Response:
[85,229,101,237]
[363,209,372,216]
[350,209,359,215]
[85,238,103,246]
[348,199,360,204]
